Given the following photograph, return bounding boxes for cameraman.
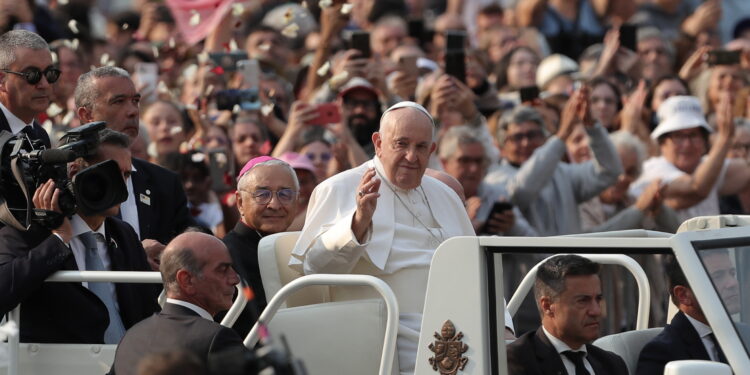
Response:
[0,129,159,344]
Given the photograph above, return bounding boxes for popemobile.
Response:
[2,215,749,375]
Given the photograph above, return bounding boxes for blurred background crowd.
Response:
[4,0,750,334]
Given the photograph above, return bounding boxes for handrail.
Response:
[507,254,651,330]
[244,274,399,375]
[7,270,248,375]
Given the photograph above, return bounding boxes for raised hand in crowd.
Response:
[679,46,712,82]
[329,50,370,91]
[272,101,319,157]
[558,86,593,141]
[634,179,666,217]
[681,0,722,38]
[620,80,650,143]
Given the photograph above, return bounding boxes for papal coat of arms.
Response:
[428,320,469,374]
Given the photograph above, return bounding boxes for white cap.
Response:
[536,54,579,89]
[380,101,434,125]
[651,96,712,140]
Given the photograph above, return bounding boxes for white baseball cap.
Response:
[536,54,579,89]
[651,96,712,140]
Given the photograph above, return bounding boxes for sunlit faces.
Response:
[83,76,141,140]
[565,125,591,164]
[441,142,487,198]
[374,108,436,190]
[190,240,240,316]
[501,121,546,166]
[546,274,603,349]
[637,37,672,81]
[659,128,707,173]
[232,121,265,168]
[506,48,538,89]
[0,48,55,122]
[651,79,688,112]
[589,83,619,130]
[236,164,298,235]
[300,140,332,182]
[143,101,185,157]
[708,65,745,111]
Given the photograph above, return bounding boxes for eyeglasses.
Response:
[506,129,545,144]
[306,152,332,162]
[1,66,61,85]
[666,131,704,145]
[242,188,297,205]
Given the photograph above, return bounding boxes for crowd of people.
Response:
[0,0,749,373]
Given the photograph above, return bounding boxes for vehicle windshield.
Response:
[695,244,750,355]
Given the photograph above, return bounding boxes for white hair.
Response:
[237,159,300,191]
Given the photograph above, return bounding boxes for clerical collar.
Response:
[235,220,266,239]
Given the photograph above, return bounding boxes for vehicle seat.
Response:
[257,231,330,308]
[593,328,663,375]
[0,343,116,375]
[267,298,398,374]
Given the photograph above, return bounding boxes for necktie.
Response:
[708,333,728,363]
[562,350,590,375]
[79,231,126,344]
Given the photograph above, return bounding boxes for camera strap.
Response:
[0,130,28,230]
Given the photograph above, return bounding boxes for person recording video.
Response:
[0,128,159,344]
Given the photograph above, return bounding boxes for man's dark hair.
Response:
[60,128,130,163]
[533,255,600,313]
[665,255,688,305]
[478,4,504,17]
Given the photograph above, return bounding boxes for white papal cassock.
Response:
[291,156,481,374]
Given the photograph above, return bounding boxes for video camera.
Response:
[0,121,128,230]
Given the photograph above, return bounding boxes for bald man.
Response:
[110,232,247,375]
[290,102,476,374]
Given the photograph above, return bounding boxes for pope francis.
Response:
[290,101,477,374]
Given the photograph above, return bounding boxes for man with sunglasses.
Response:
[222,156,299,338]
[0,30,58,148]
[484,89,622,236]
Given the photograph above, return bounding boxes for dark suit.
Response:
[130,158,194,244]
[636,311,711,375]
[507,327,628,375]
[221,222,266,339]
[0,217,160,343]
[110,302,250,375]
[0,109,51,148]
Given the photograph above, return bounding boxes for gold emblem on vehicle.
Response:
[428,320,469,374]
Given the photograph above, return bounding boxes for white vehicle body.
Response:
[2,216,749,375]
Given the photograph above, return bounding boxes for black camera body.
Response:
[0,121,128,230]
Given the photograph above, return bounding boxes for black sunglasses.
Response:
[1,67,61,84]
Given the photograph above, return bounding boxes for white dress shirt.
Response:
[120,164,140,238]
[684,313,722,361]
[0,101,33,134]
[166,298,213,321]
[542,326,596,375]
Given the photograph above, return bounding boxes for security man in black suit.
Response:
[110,231,249,375]
[0,129,159,343]
[506,255,628,375]
[636,253,736,374]
[0,30,55,148]
[74,66,194,258]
